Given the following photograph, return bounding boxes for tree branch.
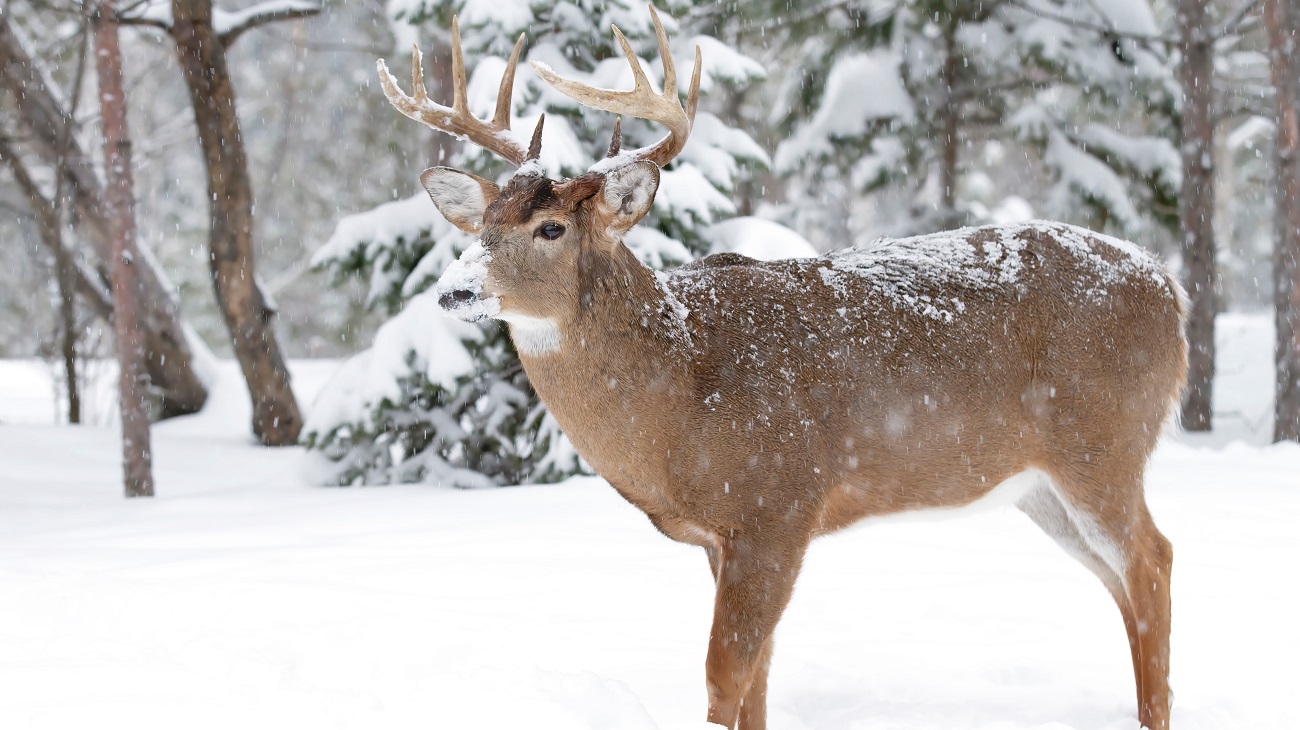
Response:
[1214,0,1261,39]
[114,0,173,32]
[218,1,321,46]
[114,0,321,42]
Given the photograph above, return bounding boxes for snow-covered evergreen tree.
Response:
[762,0,1181,243]
[305,0,769,486]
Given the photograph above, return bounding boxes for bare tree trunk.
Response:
[938,21,961,230]
[0,15,208,418]
[1265,0,1300,442]
[91,0,153,497]
[53,19,92,426]
[169,0,302,445]
[0,133,92,424]
[1177,0,1217,431]
[53,226,82,424]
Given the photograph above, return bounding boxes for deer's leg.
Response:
[1035,470,1173,730]
[736,635,774,730]
[1122,506,1173,730]
[1017,483,1142,674]
[705,535,805,730]
[704,543,775,729]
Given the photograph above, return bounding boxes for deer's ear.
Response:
[596,161,660,234]
[420,167,500,234]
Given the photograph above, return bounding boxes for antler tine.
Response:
[410,45,428,102]
[529,4,701,170]
[493,33,526,128]
[648,5,675,98]
[606,117,622,157]
[526,113,545,162]
[376,21,530,166]
[450,17,468,115]
[611,25,654,95]
[685,45,701,123]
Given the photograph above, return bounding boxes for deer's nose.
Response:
[438,289,476,309]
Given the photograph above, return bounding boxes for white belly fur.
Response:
[851,467,1128,579]
[858,467,1051,526]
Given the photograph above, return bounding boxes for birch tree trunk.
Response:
[1177,0,1218,431]
[169,0,302,445]
[91,0,153,497]
[1264,0,1300,442]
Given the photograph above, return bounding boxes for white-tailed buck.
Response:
[377,7,1184,728]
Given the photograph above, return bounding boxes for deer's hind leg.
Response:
[736,636,773,730]
[1022,467,1172,730]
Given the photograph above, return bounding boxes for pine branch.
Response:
[1005,0,1173,46]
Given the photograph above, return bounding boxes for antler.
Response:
[532,4,701,169]
[376,18,531,166]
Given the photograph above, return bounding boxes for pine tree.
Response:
[763,0,1180,243]
[306,0,768,486]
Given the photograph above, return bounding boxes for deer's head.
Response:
[377,5,700,329]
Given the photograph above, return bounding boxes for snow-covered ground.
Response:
[0,316,1296,729]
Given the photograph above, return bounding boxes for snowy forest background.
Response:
[3,0,1300,489]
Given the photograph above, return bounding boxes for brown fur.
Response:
[442,175,1184,730]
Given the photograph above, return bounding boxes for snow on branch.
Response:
[1044,132,1142,232]
[217,1,321,44]
[1005,0,1171,45]
[773,52,914,174]
[115,1,321,43]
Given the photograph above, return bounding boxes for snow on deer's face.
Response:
[426,163,661,337]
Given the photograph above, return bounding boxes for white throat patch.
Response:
[501,314,562,356]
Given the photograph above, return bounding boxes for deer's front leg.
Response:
[705,535,806,730]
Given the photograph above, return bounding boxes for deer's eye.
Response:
[535,222,565,240]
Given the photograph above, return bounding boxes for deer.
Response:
[375,6,1185,729]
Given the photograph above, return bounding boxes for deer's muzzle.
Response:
[435,241,500,322]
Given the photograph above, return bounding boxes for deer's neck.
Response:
[511,245,693,510]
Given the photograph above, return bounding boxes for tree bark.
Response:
[938,20,961,230]
[0,15,208,418]
[92,0,154,497]
[1177,0,1217,431]
[169,0,302,445]
[1264,0,1300,442]
[52,212,82,424]
[53,20,92,426]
